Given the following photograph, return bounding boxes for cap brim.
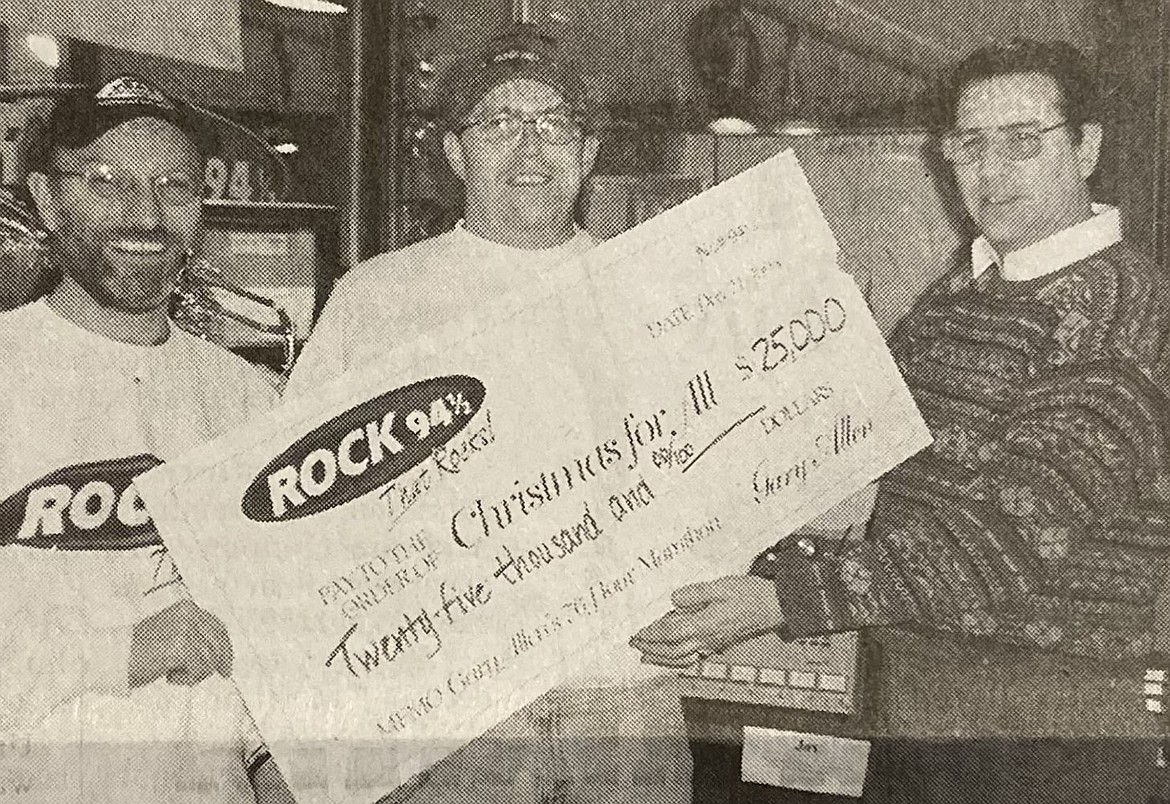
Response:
[185,101,291,199]
[40,92,288,199]
[441,65,589,131]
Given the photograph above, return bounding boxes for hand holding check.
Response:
[129,599,233,688]
[632,575,784,668]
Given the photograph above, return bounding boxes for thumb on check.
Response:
[670,580,725,610]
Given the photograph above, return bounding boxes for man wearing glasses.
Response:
[286,23,600,392]
[289,23,694,804]
[633,40,1170,802]
[0,76,291,803]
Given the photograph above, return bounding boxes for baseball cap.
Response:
[28,75,220,172]
[439,24,594,131]
[26,75,288,197]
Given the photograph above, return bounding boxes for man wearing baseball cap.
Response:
[288,24,694,804]
[0,75,291,803]
[286,23,600,392]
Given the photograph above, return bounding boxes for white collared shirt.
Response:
[971,203,1122,282]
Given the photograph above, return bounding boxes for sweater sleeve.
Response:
[757,360,1170,660]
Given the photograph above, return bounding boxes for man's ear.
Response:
[443,132,467,181]
[25,171,61,232]
[1077,122,1103,179]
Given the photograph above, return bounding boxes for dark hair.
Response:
[937,39,1099,139]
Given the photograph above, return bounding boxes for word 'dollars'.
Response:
[242,376,486,522]
[0,455,164,549]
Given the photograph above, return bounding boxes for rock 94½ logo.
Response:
[0,455,164,550]
[242,376,486,523]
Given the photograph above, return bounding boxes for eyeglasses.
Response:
[939,121,1068,165]
[54,163,201,207]
[457,110,583,144]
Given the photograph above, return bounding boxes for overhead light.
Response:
[263,0,346,13]
[260,124,300,155]
[25,34,61,68]
[776,120,821,135]
[708,117,757,135]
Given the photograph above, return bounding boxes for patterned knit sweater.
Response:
[760,240,1170,662]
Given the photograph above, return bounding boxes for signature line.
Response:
[681,406,766,474]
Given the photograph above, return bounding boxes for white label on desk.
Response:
[742,726,870,797]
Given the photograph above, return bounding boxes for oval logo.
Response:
[242,375,486,522]
[0,454,164,550]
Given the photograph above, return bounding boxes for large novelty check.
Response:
[137,151,931,803]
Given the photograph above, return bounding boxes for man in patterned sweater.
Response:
[633,39,1170,803]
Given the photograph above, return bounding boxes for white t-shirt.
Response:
[0,300,278,802]
[287,224,596,394]
[287,225,660,694]
[288,228,688,797]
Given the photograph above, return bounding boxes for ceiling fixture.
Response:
[25,34,61,68]
[261,125,300,155]
[262,0,347,13]
[776,121,821,135]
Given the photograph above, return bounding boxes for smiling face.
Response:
[29,116,203,314]
[950,71,1101,254]
[443,78,598,249]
